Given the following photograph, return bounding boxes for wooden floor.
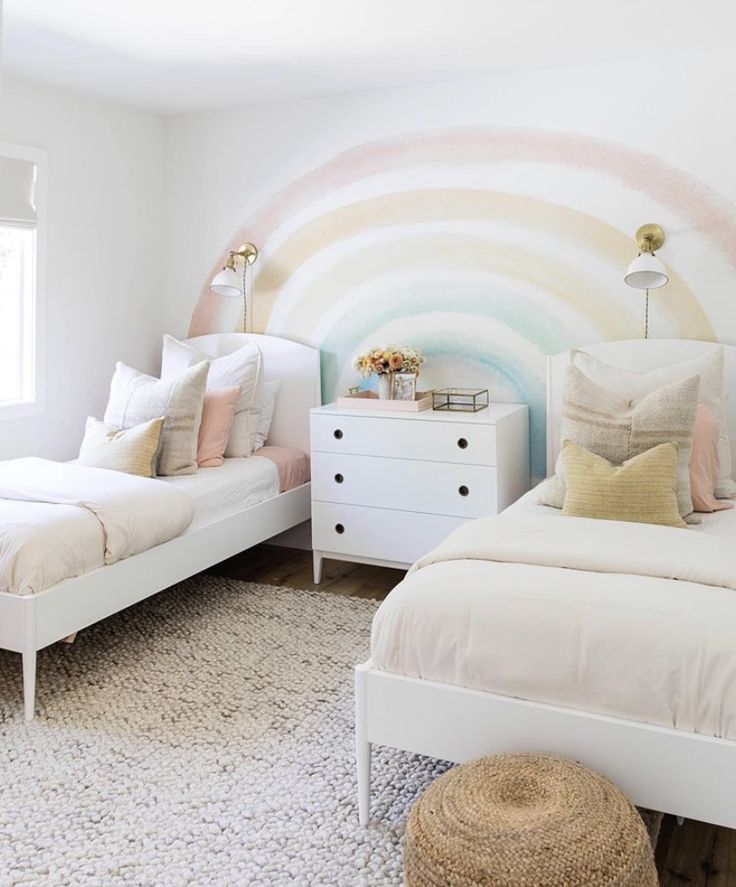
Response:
[209,544,736,886]
[211,542,405,600]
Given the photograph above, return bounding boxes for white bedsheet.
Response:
[0,459,193,597]
[160,456,279,531]
[0,455,283,597]
[506,485,736,539]
[371,484,736,740]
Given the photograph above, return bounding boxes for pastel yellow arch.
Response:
[265,233,626,341]
[252,189,713,340]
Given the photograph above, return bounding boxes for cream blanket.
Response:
[0,458,194,596]
[372,511,736,739]
[410,512,736,590]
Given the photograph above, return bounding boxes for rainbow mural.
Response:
[189,126,736,477]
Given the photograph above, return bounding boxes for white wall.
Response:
[0,75,164,460]
[162,47,736,338]
[162,48,736,478]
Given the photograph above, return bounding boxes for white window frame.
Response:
[0,142,46,420]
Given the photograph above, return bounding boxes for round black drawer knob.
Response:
[457,437,468,449]
[333,429,343,440]
[459,485,469,497]
[335,523,345,534]
[334,473,344,484]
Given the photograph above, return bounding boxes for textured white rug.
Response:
[0,578,448,885]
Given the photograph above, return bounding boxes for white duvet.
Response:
[0,458,193,596]
[371,503,736,740]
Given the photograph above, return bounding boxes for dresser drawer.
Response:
[311,413,497,466]
[312,502,466,565]
[312,452,498,518]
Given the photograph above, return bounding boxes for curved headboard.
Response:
[547,339,736,476]
[185,333,321,455]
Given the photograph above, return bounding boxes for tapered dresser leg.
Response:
[313,550,324,584]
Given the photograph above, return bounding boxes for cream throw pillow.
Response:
[571,347,733,498]
[561,440,686,528]
[104,361,209,476]
[540,365,700,517]
[78,417,164,478]
[161,335,263,458]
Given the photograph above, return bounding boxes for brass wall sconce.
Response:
[623,224,669,339]
[209,242,259,332]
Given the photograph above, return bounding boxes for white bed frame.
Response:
[1,333,321,721]
[355,338,736,829]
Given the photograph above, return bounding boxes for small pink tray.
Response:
[337,391,433,412]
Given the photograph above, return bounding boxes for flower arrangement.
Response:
[353,345,425,377]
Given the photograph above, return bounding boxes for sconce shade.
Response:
[624,253,669,290]
[209,267,243,298]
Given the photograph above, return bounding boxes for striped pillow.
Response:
[103,361,210,476]
[161,336,262,458]
[561,440,686,528]
[571,347,734,499]
[540,366,700,517]
[78,417,164,478]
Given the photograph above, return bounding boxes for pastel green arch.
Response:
[317,276,576,380]
[270,231,632,344]
[323,311,548,475]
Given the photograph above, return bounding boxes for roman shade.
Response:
[0,156,37,224]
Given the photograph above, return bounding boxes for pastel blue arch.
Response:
[318,276,573,378]
[315,278,569,475]
[409,331,546,477]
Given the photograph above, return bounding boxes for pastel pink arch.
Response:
[189,126,736,335]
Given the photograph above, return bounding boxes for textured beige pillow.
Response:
[571,347,733,499]
[161,335,262,457]
[78,417,165,478]
[561,440,686,528]
[103,361,209,476]
[540,365,700,517]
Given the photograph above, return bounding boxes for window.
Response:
[0,145,44,418]
[0,223,35,405]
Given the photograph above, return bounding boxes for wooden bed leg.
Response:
[313,550,323,584]
[355,664,371,825]
[22,649,36,722]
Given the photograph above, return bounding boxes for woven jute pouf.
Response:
[405,753,658,887]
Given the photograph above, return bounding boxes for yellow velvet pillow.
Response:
[78,416,165,478]
[561,440,686,528]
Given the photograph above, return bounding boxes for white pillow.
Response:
[161,335,263,458]
[252,381,280,451]
[571,347,734,498]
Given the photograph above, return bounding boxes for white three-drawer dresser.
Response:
[310,402,529,582]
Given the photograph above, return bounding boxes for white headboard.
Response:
[185,333,321,455]
[547,339,736,477]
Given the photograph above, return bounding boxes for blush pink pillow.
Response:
[197,386,241,468]
[690,404,734,512]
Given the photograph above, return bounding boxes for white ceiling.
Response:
[3,0,736,115]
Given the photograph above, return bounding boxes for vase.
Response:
[377,373,392,400]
